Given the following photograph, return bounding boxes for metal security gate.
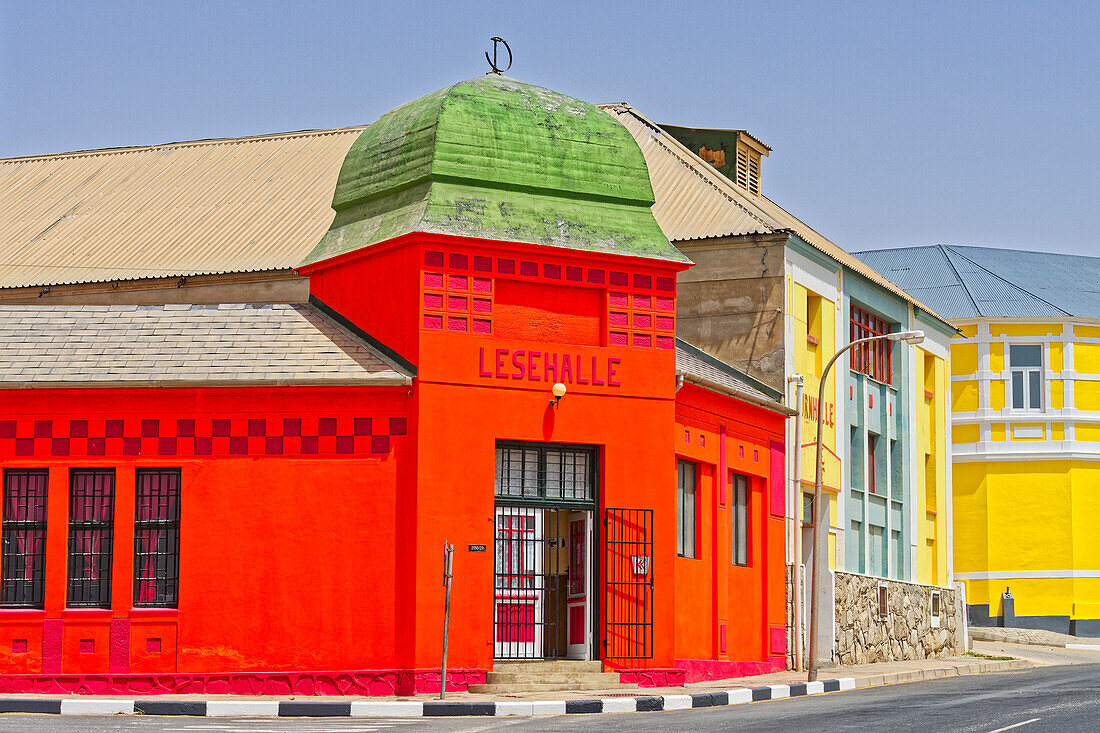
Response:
[494,506,564,659]
[604,508,653,659]
[493,441,598,661]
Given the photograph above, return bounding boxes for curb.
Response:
[0,679,857,718]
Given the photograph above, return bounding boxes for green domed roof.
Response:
[301,75,686,265]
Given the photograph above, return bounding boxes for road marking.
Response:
[989,718,1040,733]
[1066,643,1100,650]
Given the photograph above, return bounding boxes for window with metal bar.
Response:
[850,305,893,384]
[731,472,749,566]
[1,470,48,608]
[67,470,115,608]
[134,469,180,608]
[494,442,596,504]
[677,460,696,558]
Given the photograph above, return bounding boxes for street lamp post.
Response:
[807,329,924,682]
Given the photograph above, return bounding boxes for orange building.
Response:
[0,75,791,695]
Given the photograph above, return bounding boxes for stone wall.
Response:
[834,570,960,665]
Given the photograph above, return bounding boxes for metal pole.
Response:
[440,541,454,700]
[808,334,908,682]
[788,374,805,671]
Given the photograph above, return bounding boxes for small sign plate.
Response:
[468,544,487,552]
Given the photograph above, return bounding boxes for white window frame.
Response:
[1008,343,1044,412]
[877,581,889,621]
[930,590,942,628]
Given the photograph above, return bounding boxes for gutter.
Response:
[677,370,797,416]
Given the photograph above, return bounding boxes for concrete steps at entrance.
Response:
[492,660,604,673]
[468,660,620,693]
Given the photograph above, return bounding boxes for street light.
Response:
[806,330,924,682]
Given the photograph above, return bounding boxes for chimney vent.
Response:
[658,125,771,195]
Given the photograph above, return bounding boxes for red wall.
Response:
[671,384,787,680]
[0,231,791,692]
[314,235,687,673]
[0,386,412,679]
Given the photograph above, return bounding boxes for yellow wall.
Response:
[789,278,839,569]
[954,460,1100,619]
[916,347,948,585]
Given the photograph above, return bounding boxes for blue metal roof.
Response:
[852,245,1100,319]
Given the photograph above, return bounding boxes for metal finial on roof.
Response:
[485,37,512,75]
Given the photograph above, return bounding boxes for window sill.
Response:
[129,607,179,619]
[850,370,895,389]
[61,608,112,618]
[0,609,46,619]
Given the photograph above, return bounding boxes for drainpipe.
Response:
[788,374,805,671]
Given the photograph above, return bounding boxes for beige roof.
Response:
[0,303,412,387]
[602,104,955,327]
[0,127,365,289]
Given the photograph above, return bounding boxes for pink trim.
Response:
[42,620,62,674]
[769,440,785,518]
[109,619,129,674]
[0,669,487,696]
[616,668,686,687]
[674,657,787,683]
[769,627,787,655]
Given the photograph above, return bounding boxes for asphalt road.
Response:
[0,664,1098,732]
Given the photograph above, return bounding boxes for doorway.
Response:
[493,506,593,660]
[492,440,598,661]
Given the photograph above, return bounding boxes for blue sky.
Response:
[2,1,1096,256]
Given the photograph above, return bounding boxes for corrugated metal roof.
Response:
[676,339,792,414]
[601,104,956,329]
[852,245,981,318]
[852,245,1100,319]
[0,127,365,289]
[0,302,412,386]
[950,246,1100,318]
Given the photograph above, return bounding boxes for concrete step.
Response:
[492,660,604,673]
[485,671,620,685]
[468,680,620,693]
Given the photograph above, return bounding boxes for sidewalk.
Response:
[970,625,1100,648]
[0,649,1047,718]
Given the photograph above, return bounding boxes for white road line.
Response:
[988,718,1041,733]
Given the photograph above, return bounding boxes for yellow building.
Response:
[858,245,1100,635]
[601,106,955,589]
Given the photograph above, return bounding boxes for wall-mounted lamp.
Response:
[550,382,567,409]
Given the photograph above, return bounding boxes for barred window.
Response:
[1,470,48,608]
[67,470,115,608]
[494,442,596,504]
[134,469,180,608]
[850,305,893,384]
